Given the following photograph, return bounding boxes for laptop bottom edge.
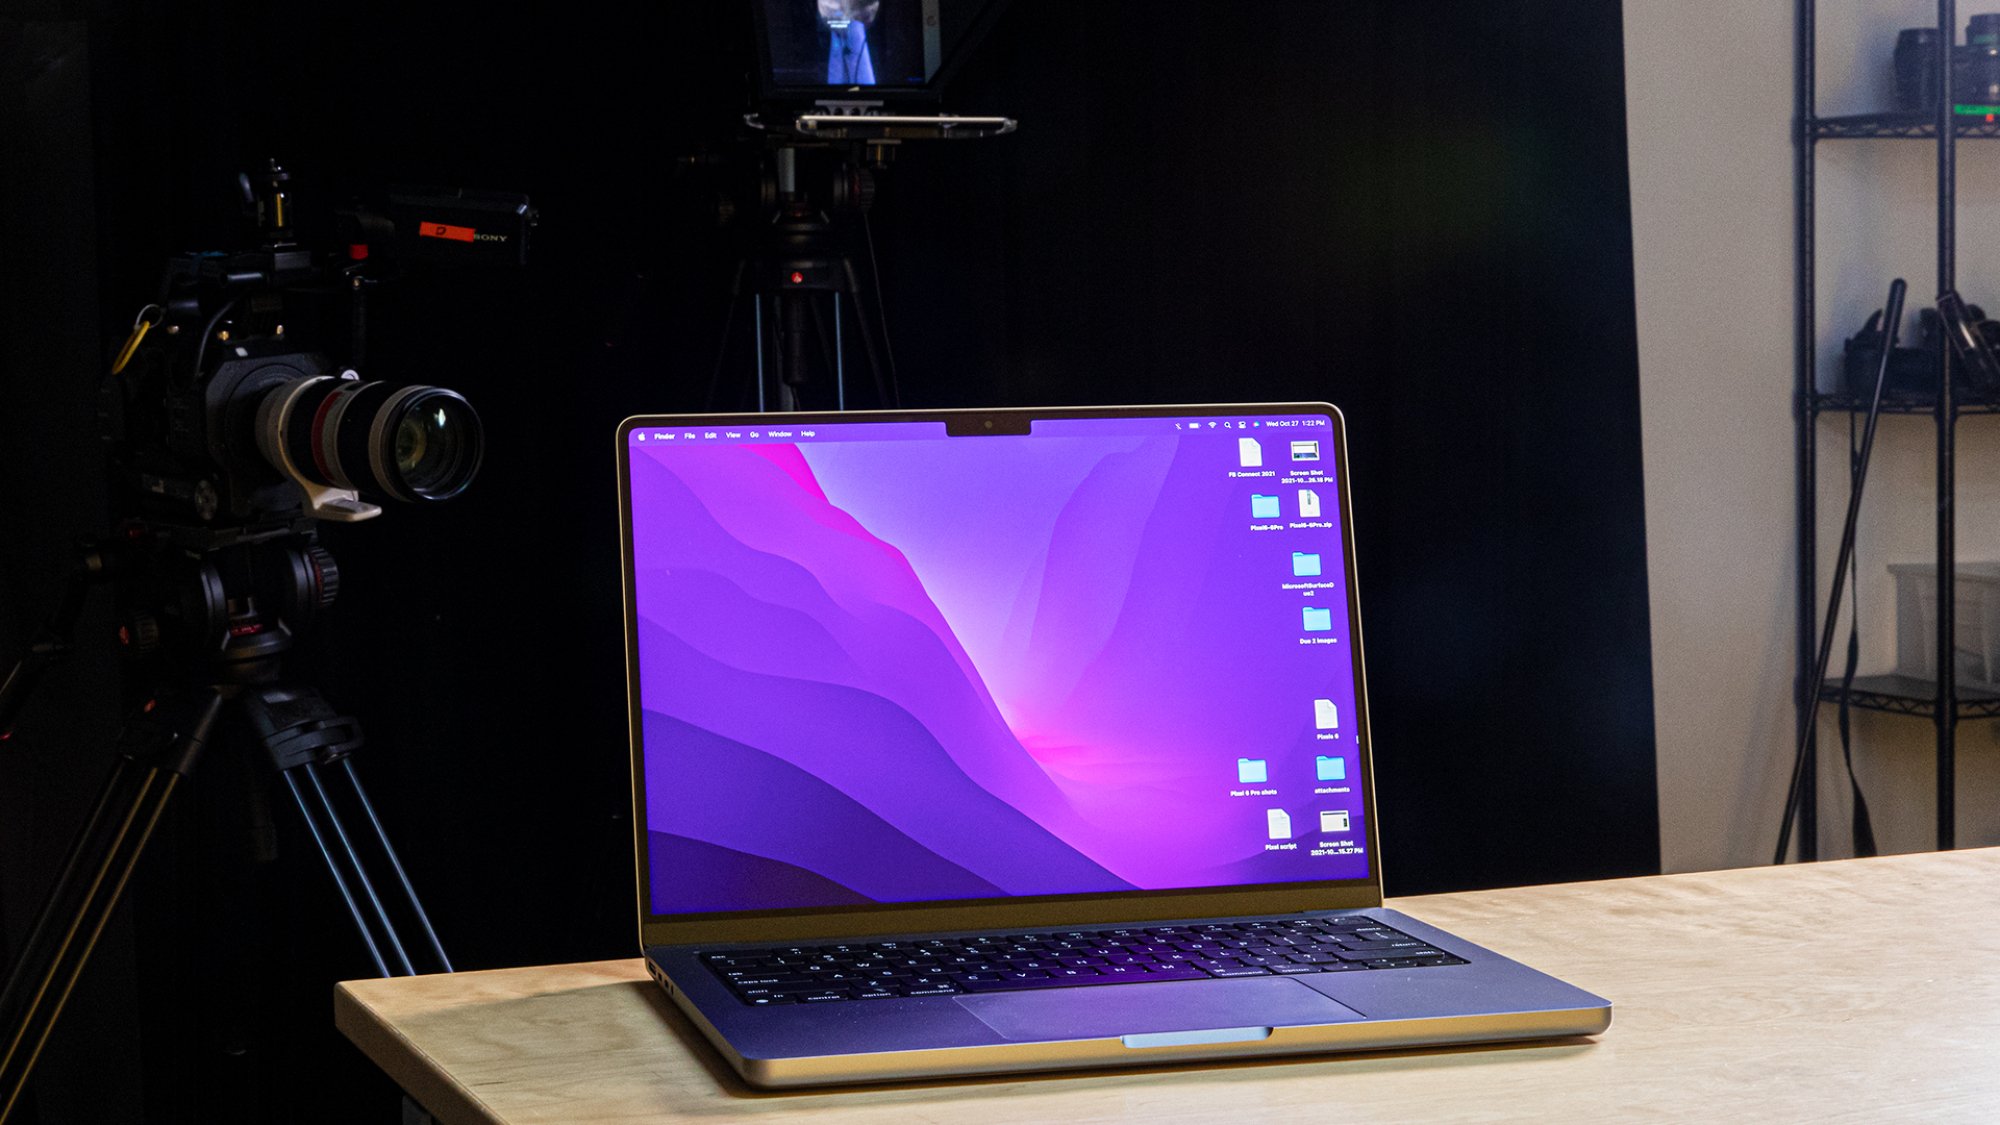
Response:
[651,961,1607,1089]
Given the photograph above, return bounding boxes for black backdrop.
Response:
[0,2,1657,1120]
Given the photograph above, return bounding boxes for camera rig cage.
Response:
[99,162,531,535]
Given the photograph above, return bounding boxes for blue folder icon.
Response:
[1251,494,1281,519]
[1316,755,1346,781]
[1291,552,1322,577]
[1237,758,1268,784]
[1303,606,1332,631]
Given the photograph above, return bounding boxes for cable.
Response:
[187,298,241,387]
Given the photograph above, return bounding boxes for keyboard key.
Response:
[1106,965,1207,982]
[1186,959,1245,973]
[1339,939,1428,953]
[960,973,1108,993]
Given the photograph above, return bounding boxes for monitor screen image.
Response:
[761,0,942,89]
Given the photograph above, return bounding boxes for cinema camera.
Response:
[100,162,531,534]
[0,163,534,1119]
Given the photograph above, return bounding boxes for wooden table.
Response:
[336,849,2000,1123]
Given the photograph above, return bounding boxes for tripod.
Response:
[706,143,901,413]
[0,524,449,1122]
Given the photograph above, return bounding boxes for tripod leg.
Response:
[840,258,895,409]
[243,685,447,977]
[832,292,847,410]
[278,768,394,978]
[776,290,815,412]
[0,755,137,1026]
[705,263,747,412]
[303,762,414,975]
[0,690,223,1123]
[339,760,451,972]
[753,296,770,412]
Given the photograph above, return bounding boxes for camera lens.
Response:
[255,376,484,502]
[1895,28,1942,111]
[386,389,480,498]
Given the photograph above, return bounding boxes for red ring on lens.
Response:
[309,389,344,483]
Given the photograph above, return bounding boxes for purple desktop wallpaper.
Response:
[626,415,1368,916]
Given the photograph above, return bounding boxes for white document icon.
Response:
[1320,809,1351,833]
[1299,489,1321,518]
[1238,437,1263,467]
[1267,809,1292,840]
[1291,552,1322,577]
[1314,698,1339,730]
[1303,606,1333,632]
[1251,494,1281,519]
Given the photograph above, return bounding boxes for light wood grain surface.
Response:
[336,849,2000,1123]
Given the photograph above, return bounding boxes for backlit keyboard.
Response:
[702,916,1466,1006]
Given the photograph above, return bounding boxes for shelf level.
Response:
[1817,674,2000,719]
[1812,110,2000,139]
[1808,391,2000,415]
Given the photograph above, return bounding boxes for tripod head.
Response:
[109,522,337,689]
[678,139,902,411]
[693,139,878,264]
[758,143,876,295]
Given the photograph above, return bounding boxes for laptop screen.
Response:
[621,406,1372,919]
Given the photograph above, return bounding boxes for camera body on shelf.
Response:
[1892,13,2000,113]
[1841,298,2000,402]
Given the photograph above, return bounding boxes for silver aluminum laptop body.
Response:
[617,403,1609,1088]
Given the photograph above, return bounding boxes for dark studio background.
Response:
[0,1,1657,1121]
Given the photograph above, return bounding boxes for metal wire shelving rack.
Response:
[1795,0,1999,857]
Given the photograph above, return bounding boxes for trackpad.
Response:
[956,978,1364,1043]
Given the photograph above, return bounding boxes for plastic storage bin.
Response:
[1888,561,2000,686]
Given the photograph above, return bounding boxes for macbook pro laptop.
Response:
[616,403,1610,1087]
